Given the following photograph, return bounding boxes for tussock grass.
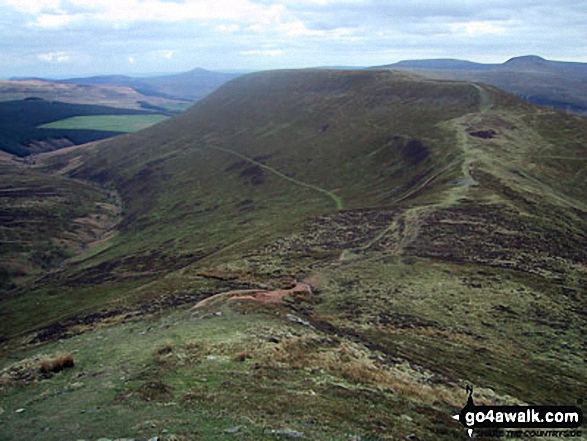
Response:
[39,353,75,375]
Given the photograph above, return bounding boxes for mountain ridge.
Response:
[55,67,241,101]
[372,55,587,114]
[374,54,587,72]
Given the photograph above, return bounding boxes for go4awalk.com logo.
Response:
[453,387,583,438]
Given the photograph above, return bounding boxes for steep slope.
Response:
[1,69,586,440]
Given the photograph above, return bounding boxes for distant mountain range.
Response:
[5,68,241,110]
[7,57,587,115]
[52,68,241,102]
[371,55,587,114]
[378,55,587,72]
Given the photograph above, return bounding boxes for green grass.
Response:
[0,301,474,440]
[1,69,586,441]
[39,114,169,133]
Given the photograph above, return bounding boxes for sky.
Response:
[1,0,586,77]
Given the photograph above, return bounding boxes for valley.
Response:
[0,69,585,440]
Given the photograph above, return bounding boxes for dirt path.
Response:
[205,145,344,210]
[192,281,313,309]
[342,84,495,257]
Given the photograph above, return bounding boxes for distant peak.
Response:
[504,55,548,65]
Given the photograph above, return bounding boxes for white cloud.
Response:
[279,20,325,37]
[4,0,286,29]
[5,0,61,14]
[128,56,136,63]
[246,24,263,32]
[217,24,240,33]
[37,51,70,62]
[277,20,354,38]
[35,13,74,28]
[450,21,507,36]
[164,51,174,59]
[240,49,283,56]
[75,0,283,25]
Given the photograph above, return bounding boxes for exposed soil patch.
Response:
[229,282,313,304]
[193,281,313,309]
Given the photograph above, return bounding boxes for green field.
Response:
[39,114,169,133]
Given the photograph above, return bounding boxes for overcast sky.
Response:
[1,0,586,77]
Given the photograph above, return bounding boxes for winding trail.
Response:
[204,145,344,210]
[343,84,495,258]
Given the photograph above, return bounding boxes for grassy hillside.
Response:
[0,99,167,156]
[0,69,585,440]
[0,161,119,292]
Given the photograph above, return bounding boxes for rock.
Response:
[223,426,242,434]
[148,437,160,441]
[214,312,223,317]
[15,408,25,413]
[161,429,169,434]
[285,314,311,327]
[206,355,218,361]
[406,434,420,441]
[268,429,305,438]
[70,381,84,390]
